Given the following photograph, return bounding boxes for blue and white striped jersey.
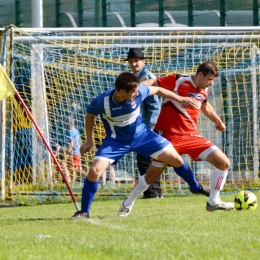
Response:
[87,84,150,141]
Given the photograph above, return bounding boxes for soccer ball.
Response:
[234,190,257,210]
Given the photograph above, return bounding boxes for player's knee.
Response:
[157,150,183,167]
[222,158,230,170]
[167,154,183,168]
[174,155,184,167]
[206,150,230,170]
[87,167,102,181]
[216,157,230,171]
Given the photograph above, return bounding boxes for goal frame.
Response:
[1,26,259,201]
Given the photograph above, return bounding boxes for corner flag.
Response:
[0,63,79,211]
[0,64,17,101]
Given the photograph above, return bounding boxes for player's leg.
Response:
[137,153,161,199]
[154,145,208,195]
[162,133,209,195]
[81,159,110,213]
[72,137,130,219]
[204,149,233,211]
[118,131,169,216]
[181,134,233,211]
[118,131,198,216]
[118,165,165,217]
[118,145,198,217]
[71,159,110,220]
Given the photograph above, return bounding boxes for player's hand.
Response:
[181,97,201,109]
[215,121,226,132]
[80,141,92,156]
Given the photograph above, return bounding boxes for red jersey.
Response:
[155,74,209,135]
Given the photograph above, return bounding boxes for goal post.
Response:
[251,44,259,182]
[31,44,53,187]
[1,26,259,204]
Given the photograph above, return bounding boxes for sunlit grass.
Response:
[1,193,260,260]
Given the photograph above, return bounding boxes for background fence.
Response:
[0,0,260,28]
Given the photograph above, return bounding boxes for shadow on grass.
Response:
[0,217,66,222]
[0,202,20,208]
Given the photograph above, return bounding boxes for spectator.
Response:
[50,138,72,183]
[125,47,162,199]
[65,117,85,183]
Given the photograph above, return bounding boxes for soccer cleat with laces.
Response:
[70,211,89,220]
[206,200,234,211]
[118,199,133,217]
[190,185,210,197]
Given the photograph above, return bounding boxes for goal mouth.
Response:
[0,26,259,204]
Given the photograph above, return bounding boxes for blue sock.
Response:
[173,160,200,192]
[81,178,99,214]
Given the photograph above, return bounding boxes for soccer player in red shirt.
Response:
[118,61,234,216]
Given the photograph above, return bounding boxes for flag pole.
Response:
[14,91,80,212]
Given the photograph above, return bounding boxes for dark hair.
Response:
[196,61,219,77]
[115,71,140,92]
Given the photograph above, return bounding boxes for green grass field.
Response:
[1,193,260,260]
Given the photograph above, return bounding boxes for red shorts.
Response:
[72,155,81,169]
[152,133,217,167]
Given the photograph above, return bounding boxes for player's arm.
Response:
[148,86,200,109]
[80,113,95,155]
[142,78,158,86]
[201,102,226,132]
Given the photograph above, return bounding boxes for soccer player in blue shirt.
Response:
[70,71,200,219]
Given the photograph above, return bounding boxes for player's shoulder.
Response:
[139,83,149,90]
[176,75,194,87]
[159,73,187,81]
[176,74,189,80]
[88,89,114,113]
[138,83,150,97]
[100,88,114,97]
[93,89,114,103]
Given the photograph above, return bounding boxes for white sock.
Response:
[208,168,228,205]
[124,175,149,207]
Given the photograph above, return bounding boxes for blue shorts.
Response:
[94,128,171,164]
